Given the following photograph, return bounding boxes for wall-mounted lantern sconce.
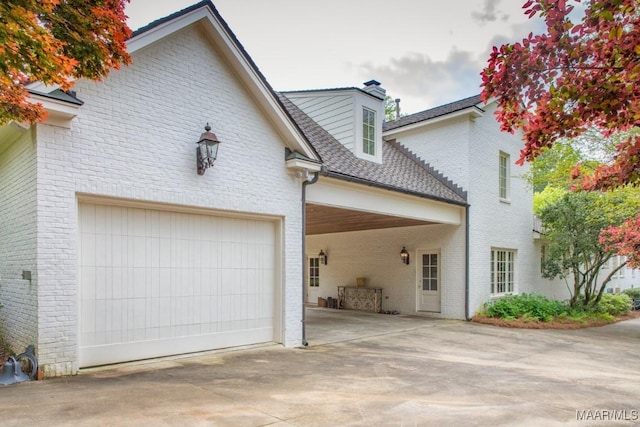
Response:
[319,249,328,265]
[196,123,222,175]
[400,247,410,265]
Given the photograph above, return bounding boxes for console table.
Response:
[337,286,382,313]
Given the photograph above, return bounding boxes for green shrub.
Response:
[484,294,568,322]
[594,293,632,316]
[622,288,640,300]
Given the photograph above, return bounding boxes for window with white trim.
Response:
[362,107,376,156]
[499,152,510,200]
[491,249,516,294]
[309,257,320,287]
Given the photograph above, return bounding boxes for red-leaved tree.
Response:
[0,0,132,125]
[481,0,640,268]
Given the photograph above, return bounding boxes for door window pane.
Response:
[422,253,438,291]
[309,257,320,287]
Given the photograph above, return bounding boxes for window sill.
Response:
[490,292,517,300]
[499,198,511,205]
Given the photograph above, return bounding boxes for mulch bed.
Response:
[473,310,640,329]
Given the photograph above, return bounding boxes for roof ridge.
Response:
[384,94,483,131]
[405,94,482,120]
[386,139,467,200]
[131,0,212,36]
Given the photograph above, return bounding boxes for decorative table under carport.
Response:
[337,286,383,313]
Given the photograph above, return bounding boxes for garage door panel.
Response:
[79,203,276,368]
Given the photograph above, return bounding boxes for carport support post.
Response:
[301,172,319,346]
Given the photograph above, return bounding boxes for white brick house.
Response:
[383,98,540,312]
[0,2,321,376]
[1,1,553,376]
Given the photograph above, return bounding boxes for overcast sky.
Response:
[126,0,547,115]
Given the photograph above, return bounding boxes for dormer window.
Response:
[283,81,384,164]
[363,107,376,156]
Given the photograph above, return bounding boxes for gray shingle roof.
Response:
[384,94,483,131]
[279,94,467,205]
[28,88,83,105]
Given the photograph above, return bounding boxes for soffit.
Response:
[306,203,434,235]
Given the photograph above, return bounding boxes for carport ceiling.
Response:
[306,203,434,235]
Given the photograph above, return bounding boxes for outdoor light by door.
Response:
[319,249,328,265]
[196,123,222,175]
[400,246,410,265]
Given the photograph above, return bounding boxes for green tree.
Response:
[525,138,600,193]
[384,96,404,122]
[527,136,630,214]
[539,191,638,308]
[533,185,565,216]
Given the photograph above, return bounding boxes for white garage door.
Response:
[78,203,276,367]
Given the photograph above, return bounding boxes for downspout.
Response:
[465,204,472,321]
[301,171,319,346]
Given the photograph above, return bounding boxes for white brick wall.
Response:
[33,26,304,375]
[392,103,541,316]
[0,129,38,355]
[390,118,471,190]
[306,221,466,319]
[465,104,537,313]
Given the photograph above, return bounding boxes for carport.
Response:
[303,175,468,323]
[304,306,440,346]
[279,92,470,336]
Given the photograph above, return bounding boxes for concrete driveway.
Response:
[1,308,639,426]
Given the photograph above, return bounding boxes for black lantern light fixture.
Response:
[196,123,222,175]
[400,246,410,265]
[319,249,328,265]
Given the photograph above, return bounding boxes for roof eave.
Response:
[27,92,82,128]
[321,169,468,207]
[286,157,322,174]
[383,106,484,138]
[283,87,385,102]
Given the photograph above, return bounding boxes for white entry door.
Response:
[417,250,441,312]
[306,256,321,303]
[78,203,277,367]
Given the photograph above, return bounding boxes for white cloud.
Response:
[471,0,510,25]
[359,50,483,113]
[125,0,547,114]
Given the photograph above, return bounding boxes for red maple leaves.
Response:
[0,0,132,125]
[481,0,640,267]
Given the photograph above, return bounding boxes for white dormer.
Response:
[283,80,385,163]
